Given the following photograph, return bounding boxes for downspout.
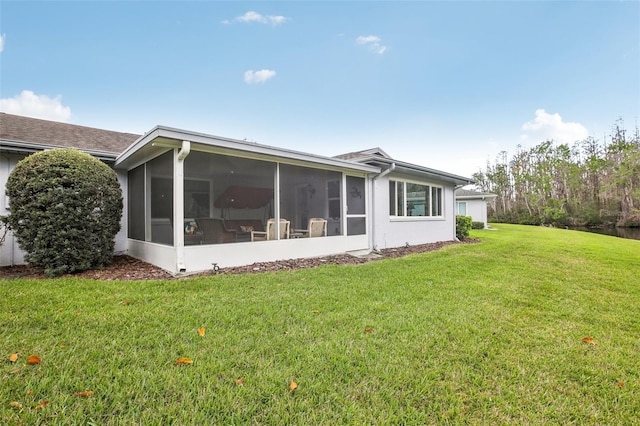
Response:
[175,141,191,273]
[371,163,396,252]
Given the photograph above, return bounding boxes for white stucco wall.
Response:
[457,198,491,228]
[371,174,456,250]
[1,153,27,266]
[466,199,489,227]
[114,170,128,254]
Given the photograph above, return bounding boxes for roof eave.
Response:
[115,126,381,173]
[353,155,475,185]
[456,194,497,200]
[1,138,120,162]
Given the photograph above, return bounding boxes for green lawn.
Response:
[2,224,639,424]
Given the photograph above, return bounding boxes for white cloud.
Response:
[228,11,288,26]
[356,34,387,54]
[521,109,588,144]
[244,69,276,84]
[0,34,5,53]
[357,35,380,44]
[0,90,72,122]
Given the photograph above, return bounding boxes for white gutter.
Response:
[174,141,191,272]
[373,163,396,181]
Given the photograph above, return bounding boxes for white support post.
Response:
[274,162,280,239]
[174,141,191,272]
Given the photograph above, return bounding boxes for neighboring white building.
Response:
[1,113,473,273]
[455,188,496,228]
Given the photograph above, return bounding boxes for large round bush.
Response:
[6,148,123,276]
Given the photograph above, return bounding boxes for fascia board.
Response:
[456,194,497,200]
[114,127,161,167]
[115,126,380,174]
[355,155,474,185]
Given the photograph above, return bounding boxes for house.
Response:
[1,113,473,272]
[455,188,496,228]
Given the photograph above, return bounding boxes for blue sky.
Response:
[1,1,638,177]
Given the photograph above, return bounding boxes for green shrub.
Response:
[5,149,123,276]
[456,215,472,240]
[471,221,485,229]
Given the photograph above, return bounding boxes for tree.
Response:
[5,148,123,276]
[476,119,639,228]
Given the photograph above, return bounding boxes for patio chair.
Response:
[251,218,290,241]
[195,218,237,244]
[293,218,327,238]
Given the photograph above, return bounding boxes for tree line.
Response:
[472,120,640,228]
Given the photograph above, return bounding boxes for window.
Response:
[456,201,467,216]
[389,180,443,217]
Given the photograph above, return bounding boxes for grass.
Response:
[2,224,639,424]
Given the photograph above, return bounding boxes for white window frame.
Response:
[456,201,467,216]
[389,179,444,219]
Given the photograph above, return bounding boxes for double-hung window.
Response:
[389,180,443,217]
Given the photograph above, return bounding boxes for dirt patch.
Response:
[0,239,479,280]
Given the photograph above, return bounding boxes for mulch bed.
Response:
[0,239,479,280]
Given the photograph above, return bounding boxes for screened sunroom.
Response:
[115,126,379,273]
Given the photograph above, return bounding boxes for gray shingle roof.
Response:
[334,147,391,161]
[455,188,496,198]
[335,146,473,185]
[0,113,140,157]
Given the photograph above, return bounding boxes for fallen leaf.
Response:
[197,327,205,337]
[236,377,244,385]
[582,337,596,345]
[120,301,131,306]
[9,401,23,409]
[34,400,49,409]
[9,353,19,362]
[58,308,64,313]
[73,391,95,397]
[75,312,81,316]
[60,343,67,348]
[618,381,624,388]
[174,357,193,365]
[312,310,320,315]
[364,328,374,334]
[289,381,298,392]
[26,390,32,395]
[9,368,21,375]
[27,355,41,365]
